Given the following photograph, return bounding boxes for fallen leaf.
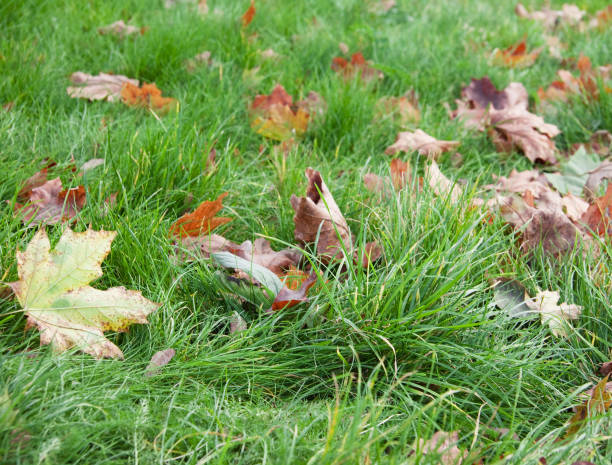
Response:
[544,35,566,59]
[493,40,542,68]
[80,158,105,173]
[198,0,208,15]
[270,273,317,311]
[230,312,247,333]
[259,48,279,60]
[363,173,389,195]
[296,91,327,121]
[590,5,612,30]
[14,178,86,226]
[567,375,612,436]
[574,130,611,158]
[242,0,255,28]
[185,51,212,71]
[425,161,462,203]
[385,129,459,159]
[416,431,467,465]
[170,193,232,238]
[585,161,612,198]
[581,183,612,237]
[17,167,54,201]
[3,101,14,111]
[376,91,420,126]
[486,169,552,197]
[98,20,145,38]
[145,348,176,377]
[338,42,349,54]
[120,82,178,114]
[515,3,585,29]
[331,52,383,83]
[9,228,160,358]
[390,158,410,190]
[525,289,582,337]
[176,234,236,260]
[249,84,311,140]
[228,238,301,275]
[544,146,601,195]
[493,278,533,318]
[367,0,396,14]
[600,362,612,377]
[67,72,139,102]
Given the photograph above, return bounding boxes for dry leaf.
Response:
[259,48,279,60]
[176,234,237,261]
[9,228,160,358]
[493,40,542,68]
[486,169,552,197]
[363,173,389,195]
[145,348,176,377]
[67,72,139,102]
[170,193,232,238]
[376,91,420,126]
[425,161,462,203]
[385,129,459,159]
[14,178,86,226]
[270,273,317,311]
[338,42,349,54]
[185,51,212,71]
[331,52,383,83]
[198,0,209,15]
[228,238,301,275]
[230,312,247,333]
[296,91,327,121]
[545,35,566,59]
[390,158,410,190]
[585,161,612,198]
[515,3,585,29]
[80,158,104,173]
[242,0,255,28]
[525,289,582,337]
[367,0,396,14]
[120,82,178,114]
[416,431,467,465]
[567,375,612,436]
[98,20,145,38]
[249,84,311,140]
[581,183,612,237]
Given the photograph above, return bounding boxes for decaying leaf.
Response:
[177,234,236,260]
[242,0,255,28]
[80,158,105,173]
[493,278,533,318]
[14,178,86,226]
[585,161,612,199]
[581,183,612,237]
[544,147,602,196]
[425,161,462,203]
[271,273,317,311]
[493,40,542,68]
[121,82,178,113]
[67,72,139,102]
[249,84,312,140]
[376,91,420,126]
[363,173,389,195]
[230,312,247,333]
[185,51,212,71]
[385,129,459,159]
[98,20,145,38]
[416,431,467,465]
[9,228,160,358]
[331,52,383,83]
[525,289,582,337]
[170,193,232,238]
[487,169,552,197]
[367,0,396,14]
[145,348,176,377]
[515,3,585,29]
[228,238,301,275]
[567,375,612,436]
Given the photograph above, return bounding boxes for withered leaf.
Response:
[228,238,301,275]
[493,40,542,68]
[390,158,410,191]
[170,193,232,238]
[242,0,255,28]
[176,234,237,261]
[525,289,582,337]
[581,183,612,237]
[145,348,176,377]
[425,161,462,203]
[567,375,612,437]
[585,161,612,198]
[385,129,459,159]
[98,20,145,38]
[121,82,178,114]
[67,72,139,102]
[376,91,420,126]
[331,52,383,83]
[486,169,552,197]
[515,3,585,29]
[270,273,317,311]
[416,431,467,465]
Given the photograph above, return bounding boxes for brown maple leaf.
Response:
[67,72,139,102]
[98,20,146,38]
[228,238,301,275]
[493,39,542,68]
[242,0,255,28]
[331,52,383,83]
[385,129,459,159]
[170,193,232,238]
[425,161,462,204]
[567,375,612,437]
[120,82,178,113]
[581,183,612,237]
[249,84,312,140]
[14,178,86,226]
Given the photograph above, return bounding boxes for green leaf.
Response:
[545,147,601,195]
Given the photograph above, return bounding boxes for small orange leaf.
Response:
[270,273,317,311]
[249,84,310,140]
[170,193,232,238]
[494,40,541,68]
[331,52,383,83]
[242,0,255,28]
[581,183,612,237]
[120,82,177,114]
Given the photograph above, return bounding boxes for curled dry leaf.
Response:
[228,238,301,275]
[67,72,139,102]
[14,178,86,226]
[98,20,145,38]
[241,0,255,28]
[385,129,459,159]
[121,82,178,114]
[493,40,542,68]
[525,289,582,337]
[249,84,313,141]
[376,91,420,126]
[270,273,317,311]
[145,348,176,377]
[170,193,232,238]
[585,161,612,199]
[9,228,160,359]
[581,183,612,237]
[544,147,602,196]
[515,3,585,29]
[416,431,467,465]
[331,52,383,83]
[425,161,462,204]
[567,375,612,437]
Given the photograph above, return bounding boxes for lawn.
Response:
[1,0,611,464]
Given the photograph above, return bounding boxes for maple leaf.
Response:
[249,84,313,141]
[385,129,459,159]
[170,193,232,238]
[120,82,178,114]
[14,178,86,226]
[376,91,420,126]
[8,228,160,358]
[228,238,301,275]
[67,72,139,102]
[241,0,255,28]
[98,20,145,38]
[581,183,612,237]
[544,146,602,196]
[525,289,581,337]
[331,52,383,83]
[493,40,542,68]
[415,431,467,465]
[567,375,612,436]
[515,3,585,29]
[291,168,381,265]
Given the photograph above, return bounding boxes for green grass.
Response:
[1,0,612,463]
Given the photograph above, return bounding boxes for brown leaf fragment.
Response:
[230,312,247,333]
[425,161,462,203]
[590,5,612,30]
[14,178,86,226]
[297,91,327,121]
[331,52,383,83]
[67,72,139,102]
[228,238,301,275]
[581,183,612,237]
[291,169,352,263]
[486,169,552,197]
[416,431,467,465]
[515,3,585,29]
[2,101,14,111]
[385,129,459,159]
[98,20,145,38]
[120,82,178,114]
[145,348,176,377]
[176,234,237,261]
[525,289,582,337]
[249,84,310,140]
[17,168,51,201]
[363,173,389,195]
[359,241,382,267]
[242,0,255,28]
[585,161,612,198]
[185,51,212,71]
[80,158,104,173]
[270,272,317,311]
[170,193,232,238]
[493,40,542,68]
[600,362,612,377]
[390,158,410,190]
[377,91,420,126]
[567,375,612,436]
[198,0,209,15]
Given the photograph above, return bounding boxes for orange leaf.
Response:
[581,183,612,237]
[331,52,383,83]
[270,273,317,311]
[170,193,232,238]
[493,40,541,68]
[120,82,177,113]
[242,0,255,28]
